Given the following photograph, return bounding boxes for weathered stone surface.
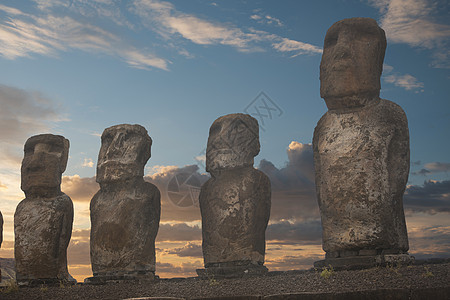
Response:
[206,113,260,172]
[198,114,271,278]
[319,18,386,110]
[14,134,74,285]
[89,124,160,281]
[313,18,410,267]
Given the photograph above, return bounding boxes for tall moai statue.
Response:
[313,18,412,269]
[14,134,74,285]
[89,124,160,282]
[197,113,271,278]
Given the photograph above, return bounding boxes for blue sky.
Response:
[0,0,449,281]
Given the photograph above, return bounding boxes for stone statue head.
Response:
[206,113,260,172]
[96,124,152,183]
[320,17,386,110]
[21,134,69,197]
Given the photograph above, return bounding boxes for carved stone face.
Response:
[21,134,69,196]
[206,113,260,172]
[320,18,386,109]
[96,124,152,183]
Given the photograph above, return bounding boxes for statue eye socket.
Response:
[102,133,113,143]
[24,147,34,156]
[210,124,222,136]
[324,35,338,48]
[49,145,63,153]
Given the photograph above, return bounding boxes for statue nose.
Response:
[335,48,351,60]
[332,32,352,60]
[26,152,46,171]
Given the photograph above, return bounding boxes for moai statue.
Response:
[14,134,74,285]
[197,113,271,278]
[89,124,160,282]
[313,18,412,269]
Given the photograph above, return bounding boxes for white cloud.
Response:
[81,158,94,168]
[1,0,323,69]
[131,0,321,56]
[370,0,450,47]
[383,63,394,73]
[384,74,424,91]
[431,50,450,68]
[148,165,179,176]
[265,15,283,27]
[369,0,450,68]
[272,38,323,57]
[251,13,283,27]
[382,64,424,91]
[32,0,134,29]
[0,4,26,16]
[0,4,169,70]
[121,49,169,71]
[132,0,262,51]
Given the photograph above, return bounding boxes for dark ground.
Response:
[1,260,449,300]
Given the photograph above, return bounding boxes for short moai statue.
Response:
[88,124,160,282]
[14,134,74,285]
[197,113,271,278]
[313,18,412,269]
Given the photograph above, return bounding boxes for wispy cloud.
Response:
[131,0,264,52]
[251,12,284,27]
[0,4,169,70]
[369,0,450,68]
[382,64,424,91]
[272,38,323,57]
[1,1,322,70]
[131,0,321,56]
[412,162,450,176]
[424,162,450,173]
[384,74,425,91]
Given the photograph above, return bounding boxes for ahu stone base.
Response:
[16,276,77,287]
[314,249,414,270]
[196,261,268,279]
[84,271,158,284]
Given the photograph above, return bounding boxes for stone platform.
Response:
[314,250,414,270]
[84,271,158,284]
[197,261,268,279]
